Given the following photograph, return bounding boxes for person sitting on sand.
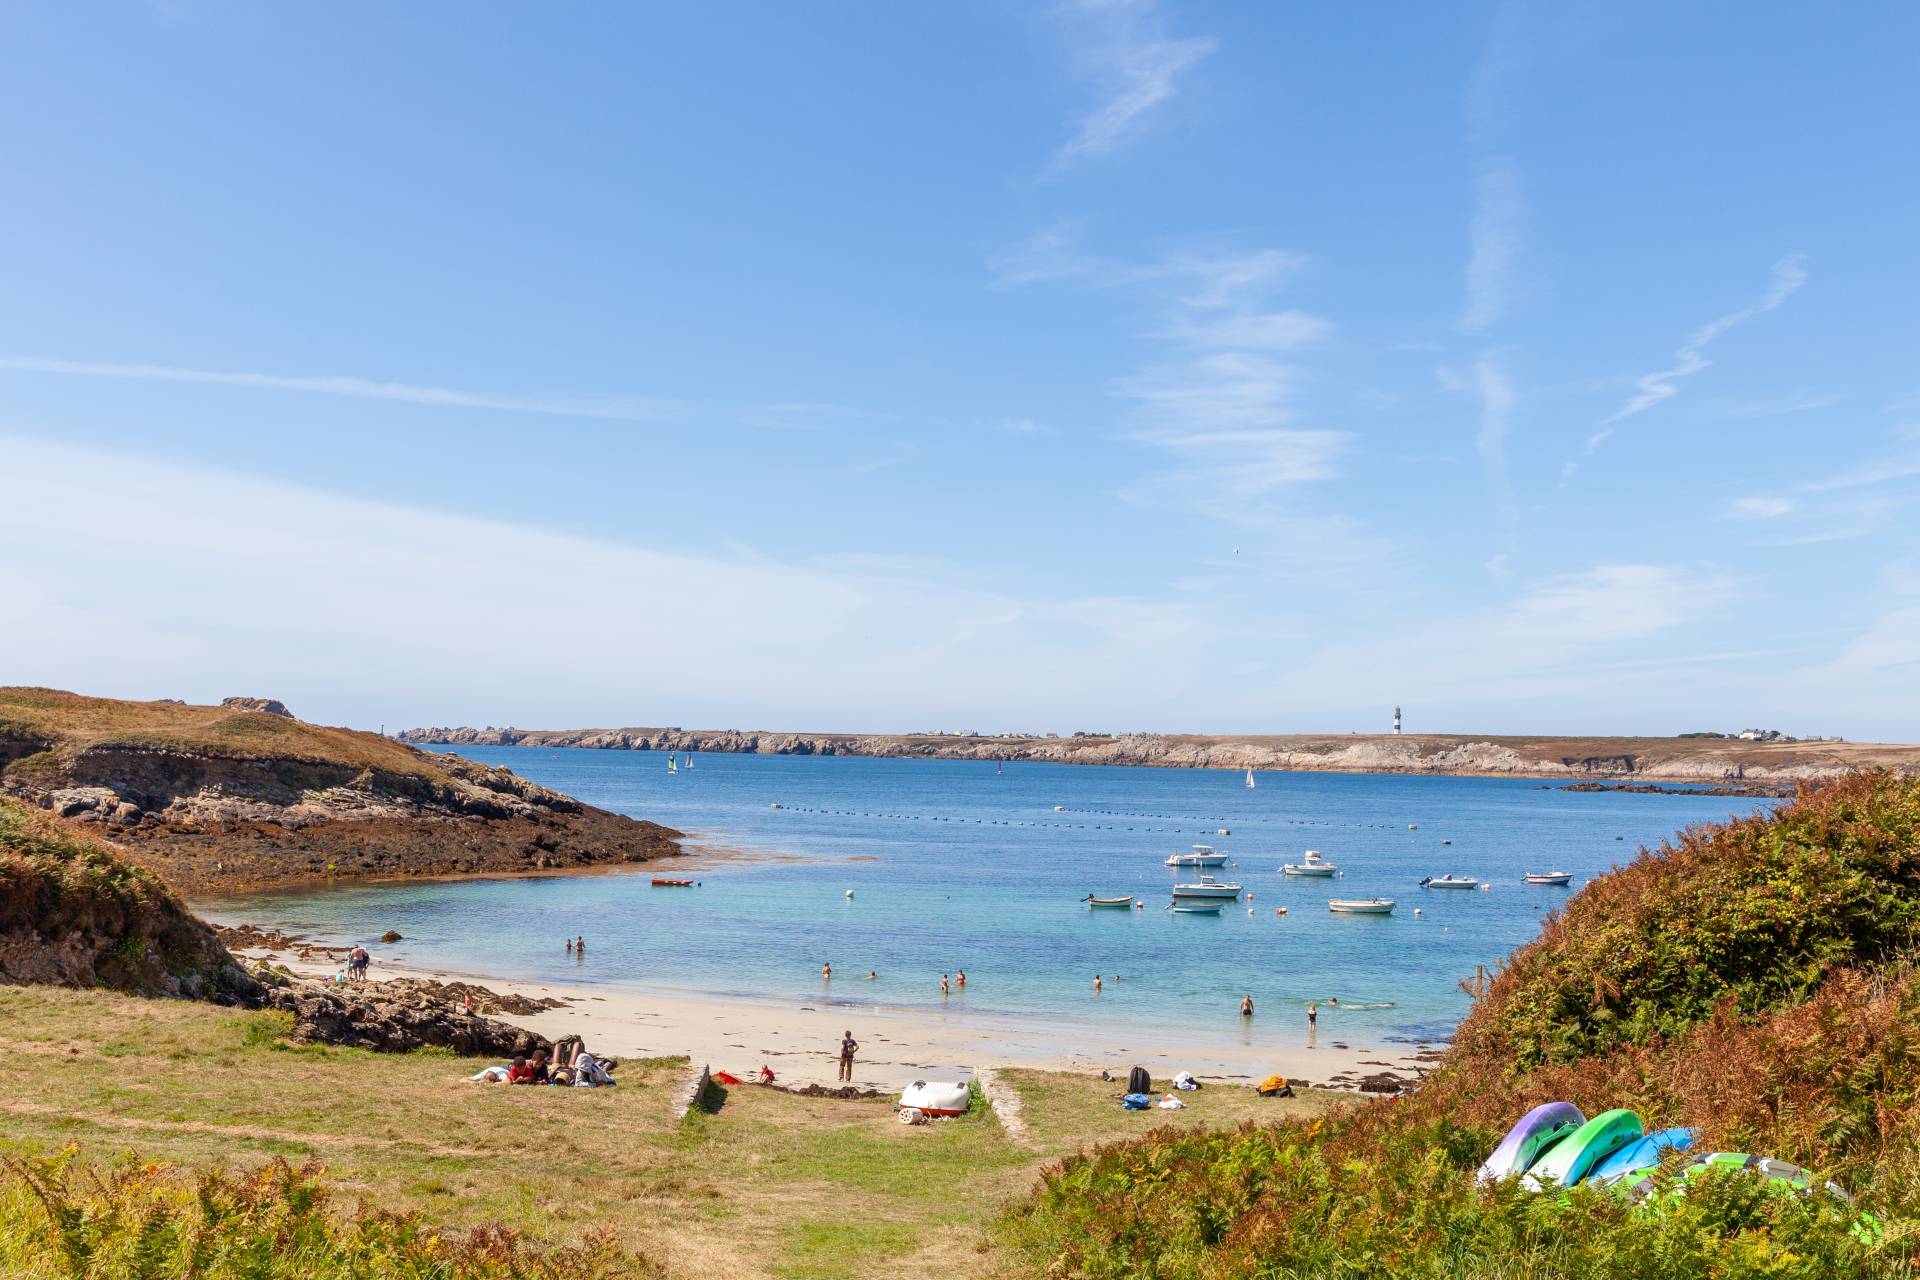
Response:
[1240,994,1255,1017]
[507,1056,534,1085]
[758,1064,776,1085]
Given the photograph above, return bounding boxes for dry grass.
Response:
[0,985,1313,1279]
[1001,1068,1341,1158]
[0,686,448,781]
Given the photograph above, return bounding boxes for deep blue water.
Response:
[197,749,1772,1047]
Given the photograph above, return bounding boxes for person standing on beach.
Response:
[1308,1002,1318,1032]
[838,1029,858,1081]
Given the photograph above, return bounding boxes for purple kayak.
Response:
[1478,1102,1587,1182]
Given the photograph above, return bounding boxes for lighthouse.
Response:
[1393,706,1402,735]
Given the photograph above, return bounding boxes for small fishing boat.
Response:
[1329,898,1396,915]
[1421,875,1479,890]
[1085,895,1135,908]
[1281,850,1339,877]
[1165,843,1230,868]
[1171,875,1243,900]
[651,877,696,887]
[1524,871,1574,886]
[1168,902,1224,915]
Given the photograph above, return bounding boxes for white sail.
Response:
[1245,768,1255,789]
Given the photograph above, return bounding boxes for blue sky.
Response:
[3,2,1916,738]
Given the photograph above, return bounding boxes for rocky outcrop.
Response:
[396,725,1920,786]
[262,981,550,1056]
[0,689,681,893]
[220,696,294,718]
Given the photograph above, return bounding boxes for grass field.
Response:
[0,686,451,780]
[0,985,1337,1279]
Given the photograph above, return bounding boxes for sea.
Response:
[196,749,1774,1050]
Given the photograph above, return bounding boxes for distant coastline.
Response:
[397,725,1920,787]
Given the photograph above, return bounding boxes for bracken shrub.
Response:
[0,1148,656,1280]
[1006,772,1920,1278]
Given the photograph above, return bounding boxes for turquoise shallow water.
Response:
[198,749,1774,1048]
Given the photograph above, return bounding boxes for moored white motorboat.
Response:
[1421,875,1479,890]
[1523,871,1573,885]
[1168,901,1224,915]
[1170,875,1243,900]
[1329,898,1396,915]
[1165,843,1230,868]
[1281,850,1339,877]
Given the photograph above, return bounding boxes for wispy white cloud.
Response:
[1714,391,1839,420]
[1050,0,1217,168]
[1002,417,1054,436]
[1162,309,1328,352]
[1801,458,1920,492]
[1601,256,1807,426]
[1472,349,1517,519]
[0,355,679,423]
[1725,496,1796,520]
[1461,157,1524,335]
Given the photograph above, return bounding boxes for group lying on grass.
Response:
[469,1037,617,1087]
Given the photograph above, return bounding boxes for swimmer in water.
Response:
[1240,994,1254,1017]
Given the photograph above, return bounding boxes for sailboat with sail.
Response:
[666,754,678,774]
[1245,768,1256,789]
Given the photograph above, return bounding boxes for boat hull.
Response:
[1165,856,1229,867]
[1086,896,1135,908]
[1169,903,1223,914]
[1171,884,1242,899]
[1424,879,1479,889]
[1282,866,1338,877]
[1524,873,1573,885]
[1328,899,1396,914]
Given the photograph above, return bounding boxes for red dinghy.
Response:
[651,878,696,887]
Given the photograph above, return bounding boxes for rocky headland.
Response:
[1,688,682,894]
[1,794,550,1057]
[397,723,1920,786]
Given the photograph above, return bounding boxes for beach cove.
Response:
[198,750,1776,1089]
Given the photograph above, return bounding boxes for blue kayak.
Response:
[1585,1126,1697,1187]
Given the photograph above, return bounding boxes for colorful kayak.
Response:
[1478,1102,1586,1182]
[1585,1126,1697,1187]
[1522,1108,1642,1190]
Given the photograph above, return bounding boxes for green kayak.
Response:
[1521,1108,1642,1190]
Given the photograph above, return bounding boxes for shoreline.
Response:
[226,934,1440,1093]
[397,728,1915,787]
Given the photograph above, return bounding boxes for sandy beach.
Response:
[237,941,1436,1092]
